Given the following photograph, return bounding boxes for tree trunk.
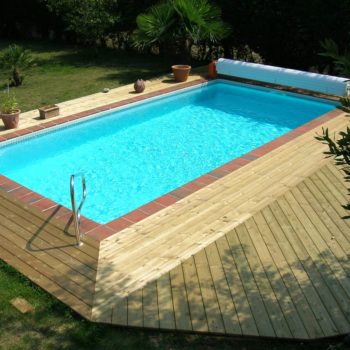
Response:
[11,68,22,86]
[179,39,192,64]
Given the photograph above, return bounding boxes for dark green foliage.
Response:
[0,44,33,86]
[43,0,120,45]
[315,126,350,166]
[216,0,350,69]
[132,0,230,62]
[340,97,350,110]
[319,38,350,77]
[1,0,350,69]
[315,107,350,210]
[0,0,62,40]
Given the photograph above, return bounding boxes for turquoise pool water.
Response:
[0,80,336,223]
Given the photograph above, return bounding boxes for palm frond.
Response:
[133,2,177,50]
[0,44,33,70]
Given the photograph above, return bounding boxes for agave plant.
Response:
[0,44,33,87]
[133,0,230,62]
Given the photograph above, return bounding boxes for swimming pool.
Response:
[0,80,337,224]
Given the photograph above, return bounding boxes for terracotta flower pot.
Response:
[172,65,192,82]
[1,109,20,129]
[208,60,218,79]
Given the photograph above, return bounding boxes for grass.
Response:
[0,260,349,350]
[0,40,173,112]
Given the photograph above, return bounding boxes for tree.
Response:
[0,45,33,87]
[43,0,120,45]
[319,38,350,78]
[132,0,230,62]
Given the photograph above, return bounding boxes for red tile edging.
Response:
[0,78,343,242]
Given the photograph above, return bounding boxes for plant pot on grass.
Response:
[1,93,20,129]
[172,65,192,82]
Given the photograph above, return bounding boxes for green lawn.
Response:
[0,40,172,112]
[0,260,348,350]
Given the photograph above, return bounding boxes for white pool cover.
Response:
[216,58,349,96]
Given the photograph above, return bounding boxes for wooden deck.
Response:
[105,161,350,339]
[0,81,349,339]
[0,190,99,319]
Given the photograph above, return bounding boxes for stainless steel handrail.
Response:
[70,173,87,247]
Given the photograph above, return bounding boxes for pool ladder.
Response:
[70,174,87,247]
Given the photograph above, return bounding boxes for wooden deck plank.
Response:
[310,172,350,229]
[320,165,350,202]
[127,288,143,327]
[0,218,95,292]
[0,191,99,251]
[205,243,242,335]
[325,162,349,191]
[253,211,318,338]
[0,211,96,284]
[0,195,98,262]
[289,186,350,298]
[235,223,292,338]
[0,245,92,319]
[111,298,128,326]
[244,216,309,339]
[156,273,176,330]
[215,237,259,337]
[169,265,192,331]
[142,281,160,329]
[181,257,209,333]
[194,250,226,334]
[0,233,94,307]
[282,191,350,323]
[303,177,350,240]
[226,230,276,337]
[271,199,342,336]
[265,203,334,337]
[297,181,350,250]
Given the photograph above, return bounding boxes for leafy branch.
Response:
[319,38,350,77]
[315,126,350,166]
[315,118,350,212]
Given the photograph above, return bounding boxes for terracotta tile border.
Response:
[0,77,344,242]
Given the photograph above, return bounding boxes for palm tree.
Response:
[0,44,33,87]
[319,39,350,77]
[133,0,230,62]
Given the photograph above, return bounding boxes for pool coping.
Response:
[0,77,344,242]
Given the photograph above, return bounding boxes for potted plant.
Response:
[171,65,192,82]
[1,93,20,129]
